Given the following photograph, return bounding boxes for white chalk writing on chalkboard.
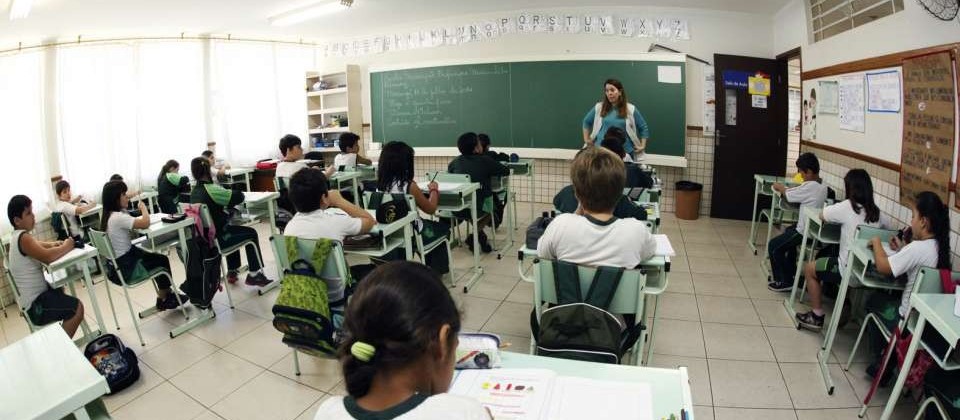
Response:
[379,65,510,129]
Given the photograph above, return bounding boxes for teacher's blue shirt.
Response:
[582,105,650,153]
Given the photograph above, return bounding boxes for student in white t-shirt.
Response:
[284,168,375,242]
[100,180,186,311]
[768,153,830,292]
[537,146,656,268]
[333,132,372,171]
[52,180,96,237]
[314,261,491,420]
[7,195,84,337]
[275,134,335,179]
[796,169,882,330]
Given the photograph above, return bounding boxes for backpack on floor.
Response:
[180,204,223,308]
[272,237,350,357]
[84,334,140,394]
[530,260,645,365]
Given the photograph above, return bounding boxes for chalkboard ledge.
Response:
[410,147,688,168]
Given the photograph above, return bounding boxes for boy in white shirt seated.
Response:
[284,168,376,244]
[275,134,335,179]
[537,146,656,268]
[52,180,96,238]
[333,132,372,171]
[767,152,830,292]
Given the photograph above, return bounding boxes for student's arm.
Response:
[820,201,842,223]
[131,201,151,229]
[20,233,75,264]
[582,108,596,144]
[536,220,560,258]
[205,184,244,209]
[639,227,657,261]
[634,108,650,150]
[76,202,96,214]
[356,155,372,166]
[490,158,510,177]
[772,183,786,194]
[328,191,376,233]
[410,181,439,214]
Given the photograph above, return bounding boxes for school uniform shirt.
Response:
[107,211,137,257]
[821,199,881,272]
[447,155,510,202]
[284,208,363,242]
[784,180,829,231]
[157,172,190,214]
[9,230,48,309]
[52,200,82,236]
[334,153,358,170]
[190,181,244,234]
[276,160,309,179]
[537,213,657,268]
[314,393,489,420]
[552,185,647,221]
[888,238,939,317]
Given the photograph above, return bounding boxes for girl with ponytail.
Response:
[313,261,490,420]
[156,159,190,214]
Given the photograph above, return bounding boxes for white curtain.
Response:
[58,41,207,195]
[0,52,53,232]
[210,41,316,166]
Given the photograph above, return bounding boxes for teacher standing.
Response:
[582,79,650,158]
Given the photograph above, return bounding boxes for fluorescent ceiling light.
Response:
[9,0,32,20]
[270,0,353,27]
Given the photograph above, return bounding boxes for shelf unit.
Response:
[306,65,363,159]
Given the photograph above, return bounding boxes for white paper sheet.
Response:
[657,65,682,84]
[545,377,653,420]
[653,234,676,256]
[839,75,866,132]
[450,369,556,420]
[866,70,901,113]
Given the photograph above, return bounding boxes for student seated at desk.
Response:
[109,174,140,199]
[101,181,185,310]
[7,195,85,337]
[796,169,881,330]
[52,180,96,238]
[377,141,450,276]
[864,191,950,380]
[314,261,490,420]
[767,153,829,292]
[538,146,656,268]
[189,157,272,287]
[448,132,510,253]
[333,132,373,171]
[552,149,648,221]
[201,150,230,181]
[156,159,190,214]
[599,128,654,189]
[276,134,335,179]
[478,133,508,162]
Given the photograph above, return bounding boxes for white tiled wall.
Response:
[0,219,56,311]
[365,128,717,215]
[803,144,960,269]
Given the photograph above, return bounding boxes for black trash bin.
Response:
[675,181,703,220]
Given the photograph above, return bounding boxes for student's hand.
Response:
[137,201,148,215]
[889,236,902,251]
[224,163,231,170]
[869,236,882,250]
[62,237,75,249]
[772,183,785,193]
[428,181,439,193]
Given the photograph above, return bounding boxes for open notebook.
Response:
[449,369,653,420]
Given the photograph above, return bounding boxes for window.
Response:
[0,52,53,231]
[809,0,905,42]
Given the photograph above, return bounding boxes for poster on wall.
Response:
[866,70,902,113]
[703,66,715,133]
[899,51,956,207]
[817,80,839,114]
[802,84,817,140]
[839,75,866,132]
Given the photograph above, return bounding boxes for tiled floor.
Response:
[0,203,923,420]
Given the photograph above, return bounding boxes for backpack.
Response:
[530,260,645,364]
[525,211,555,249]
[51,212,70,241]
[84,334,140,394]
[272,236,350,357]
[180,204,223,308]
[368,192,410,224]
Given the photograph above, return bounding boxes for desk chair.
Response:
[0,242,43,330]
[0,240,8,317]
[363,191,456,287]
[269,234,351,376]
[426,171,497,255]
[530,258,648,366]
[89,229,188,346]
[639,221,669,365]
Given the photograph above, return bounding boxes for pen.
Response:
[429,172,439,183]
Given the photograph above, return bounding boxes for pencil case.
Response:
[455,333,502,370]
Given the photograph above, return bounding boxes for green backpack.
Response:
[272,237,352,357]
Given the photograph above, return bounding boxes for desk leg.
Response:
[268,199,278,235]
[764,193,777,252]
[748,179,762,253]
[784,223,812,325]
[352,178,360,207]
[244,173,252,192]
[80,261,106,335]
[462,190,483,293]
[529,163,535,223]
[880,315,925,420]
[403,224,413,261]
[817,257,853,395]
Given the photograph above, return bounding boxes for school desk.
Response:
[432,179,483,293]
[0,325,111,420]
[77,204,103,234]
[748,175,798,255]
[491,173,515,256]
[130,190,158,214]
[328,170,361,205]
[504,159,534,222]
[225,167,255,191]
[239,191,281,235]
[783,206,841,326]
[42,245,104,342]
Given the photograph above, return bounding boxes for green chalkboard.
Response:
[370,60,685,156]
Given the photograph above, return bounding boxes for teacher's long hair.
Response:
[600,78,628,118]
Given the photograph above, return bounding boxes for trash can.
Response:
[675,181,703,220]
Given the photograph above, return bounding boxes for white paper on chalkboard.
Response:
[839,75,866,132]
[657,66,681,84]
[866,70,901,113]
[818,81,839,114]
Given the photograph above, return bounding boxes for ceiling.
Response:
[1,0,792,47]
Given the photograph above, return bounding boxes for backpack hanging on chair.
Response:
[180,204,223,309]
[530,260,645,364]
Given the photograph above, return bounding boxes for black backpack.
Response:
[530,260,645,364]
[180,205,223,309]
[368,192,410,224]
[525,211,555,249]
[84,334,140,394]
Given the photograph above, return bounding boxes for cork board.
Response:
[899,51,956,206]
